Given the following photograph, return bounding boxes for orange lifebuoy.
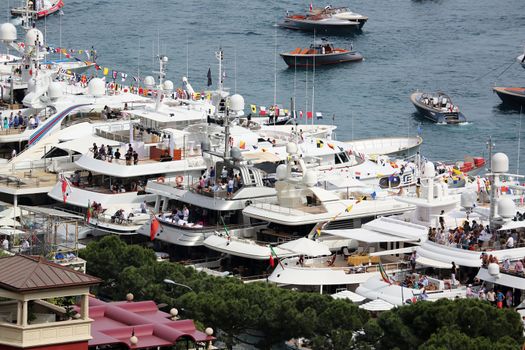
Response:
[175,176,184,185]
[157,177,165,183]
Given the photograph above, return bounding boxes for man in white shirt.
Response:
[2,238,9,251]
[506,235,514,249]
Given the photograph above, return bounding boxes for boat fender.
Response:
[245,200,253,207]
[175,176,184,185]
[157,177,165,184]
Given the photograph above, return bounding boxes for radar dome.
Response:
[229,94,244,112]
[24,28,43,47]
[88,78,105,97]
[286,142,298,155]
[422,162,435,178]
[161,55,168,62]
[231,147,242,161]
[460,191,476,209]
[0,23,17,42]
[487,262,500,277]
[498,197,516,219]
[303,171,317,187]
[276,164,287,180]
[492,152,509,173]
[143,76,155,88]
[163,80,174,91]
[47,82,63,99]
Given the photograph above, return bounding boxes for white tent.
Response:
[278,237,331,257]
[0,218,19,227]
[0,227,25,236]
[359,299,395,311]
[331,290,366,303]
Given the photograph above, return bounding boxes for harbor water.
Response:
[2,0,525,167]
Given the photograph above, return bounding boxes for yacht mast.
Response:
[311,30,315,126]
[487,137,497,229]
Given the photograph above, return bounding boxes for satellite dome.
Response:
[422,161,435,178]
[286,142,298,155]
[276,164,287,180]
[161,55,168,63]
[229,94,244,112]
[24,28,43,47]
[487,262,500,277]
[163,80,174,91]
[0,23,17,42]
[498,197,516,219]
[231,147,242,161]
[491,152,509,173]
[303,170,317,187]
[47,82,63,99]
[88,78,105,97]
[143,76,155,88]
[460,191,476,209]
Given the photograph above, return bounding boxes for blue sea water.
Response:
[2,0,525,168]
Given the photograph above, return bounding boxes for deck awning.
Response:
[476,268,525,289]
[416,256,452,269]
[331,290,366,303]
[370,247,416,257]
[323,228,415,243]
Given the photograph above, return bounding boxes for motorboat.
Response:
[493,87,525,107]
[279,7,364,35]
[410,91,467,124]
[11,0,64,19]
[517,47,525,69]
[313,6,368,28]
[344,136,422,160]
[280,39,363,68]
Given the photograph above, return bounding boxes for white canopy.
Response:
[0,227,25,236]
[331,290,366,303]
[476,268,525,290]
[324,228,415,243]
[203,235,293,260]
[498,220,525,231]
[370,247,416,257]
[359,299,395,311]
[278,237,331,257]
[0,218,19,227]
[416,256,452,269]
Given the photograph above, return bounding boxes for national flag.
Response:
[207,67,212,86]
[112,70,118,80]
[299,111,303,118]
[355,171,361,179]
[150,216,160,241]
[259,106,267,116]
[307,111,313,119]
[269,246,284,269]
[309,3,313,11]
[103,67,109,76]
[60,175,70,204]
[379,262,391,284]
[250,104,257,113]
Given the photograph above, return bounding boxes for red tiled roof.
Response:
[79,298,213,349]
[0,254,100,292]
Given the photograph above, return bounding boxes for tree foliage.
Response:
[80,237,524,350]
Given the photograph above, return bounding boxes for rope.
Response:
[472,59,515,82]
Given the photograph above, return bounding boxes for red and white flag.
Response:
[309,3,313,11]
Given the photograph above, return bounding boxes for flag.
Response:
[307,111,313,119]
[121,73,128,82]
[299,111,303,118]
[274,106,279,117]
[269,246,284,269]
[316,112,323,119]
[150,216,160,241]
[103,67,109,76]
[112,70,118,80]
[207,67,212,86]
[239,140,246,149]
[316,139,324,148]
[309,3,313,11]
[259,106,267,116]
[60,175,70,203]
[345,204,353,212]
[250,104,257,113]
[327,143,334,150]
[379,262,391,284]
[133,76,139,83]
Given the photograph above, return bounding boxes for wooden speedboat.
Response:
[11,0,64,19]
[280,40,363,67]
[493,87,525,107]
[410,91,467,124]
[279,6,366,34]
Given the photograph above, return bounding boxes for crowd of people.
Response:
[91,143,138,166]
[1,111,40,131]
[428,216,495,250]
[193,166,243,198]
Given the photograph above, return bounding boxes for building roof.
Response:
[0,255,100,293]
[80,298,213,349]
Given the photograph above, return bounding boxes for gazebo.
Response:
[0,254,100,350]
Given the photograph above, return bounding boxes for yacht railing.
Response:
[282,256,408,273]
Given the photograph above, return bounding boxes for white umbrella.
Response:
[278,237,331,257]
[0,217,19,227]
[359,299,395,311]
